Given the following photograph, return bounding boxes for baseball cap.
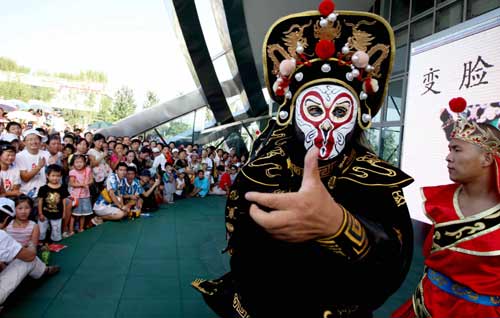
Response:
[172,148,179,153]
[0,198,15,217]
[152,147,160,153]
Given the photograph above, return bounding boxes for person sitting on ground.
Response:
[0,198,59,309]
[191,170,209,198]
[210,165,231,196]
[5,195,39,247]
[92,162,129,223]
[123,166,144,214]
[38,165,70,242]
[138,170,160,212]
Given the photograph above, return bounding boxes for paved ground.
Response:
[2,196,427,318]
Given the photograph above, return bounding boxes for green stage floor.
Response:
[2,196,426,318]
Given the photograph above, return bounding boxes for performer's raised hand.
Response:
[245,147,344,243]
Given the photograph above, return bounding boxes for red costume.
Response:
[393,183,500,318]
[393,98,500,318]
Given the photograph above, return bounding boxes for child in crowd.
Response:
[123,166,143,215]
[174,170,186,199]
[6,195,39,247]
[38,165,70,242]
[138,170,160,212]
[0,142,22,199]
[162,163,176,204]
[68,155,93,234]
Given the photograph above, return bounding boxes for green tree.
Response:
[143,90,159,109]
[0,57,30,73]
[110,86,136,121]
[61,109,95,128]
[0,81,55,102]
[95,95,113,122]
[159,121,191,139]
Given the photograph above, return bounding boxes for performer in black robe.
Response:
[193,1,414,317]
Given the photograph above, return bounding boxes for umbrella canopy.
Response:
[6,110,38,122]
[8,99,32,110]
[29,99,52,112]
[0,100,17,112]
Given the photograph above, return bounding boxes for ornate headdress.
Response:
[263,0,395,129]
[445,97,500,156]
[443,97,500,193]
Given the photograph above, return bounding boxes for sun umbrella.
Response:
[8,99,32,110]
[6,110,38,122]
[0,100,17,112]
[29,99,53,112]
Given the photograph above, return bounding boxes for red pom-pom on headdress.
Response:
[449,97,467,113]
[318,0,335,16]
[315,40,335,60]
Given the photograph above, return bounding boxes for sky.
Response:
[0,0,205,108]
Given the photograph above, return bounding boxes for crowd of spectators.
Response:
[0,120,246,309]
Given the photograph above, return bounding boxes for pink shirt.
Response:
[69,167,92,198]
[6,221,35,246]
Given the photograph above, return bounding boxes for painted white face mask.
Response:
[295,84,358,160]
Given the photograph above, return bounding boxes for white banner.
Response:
[402,16,500,223]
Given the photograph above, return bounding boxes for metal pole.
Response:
[154,128,167,145]
[192,109,197,145]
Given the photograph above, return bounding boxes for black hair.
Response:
[0,141,15,155]
[70,154,89,166]
[77,138,89,148]
[6,121,21,132]
[84,132,93,137]
[116,162,128,170]
[217,165,226,171]
[64,144,75,153]
[16,194,34,209]
[48,133,61,143]
[47,164,63,176]
[63,134,75,142]
[126,166,137,174]
[93,133,105,142]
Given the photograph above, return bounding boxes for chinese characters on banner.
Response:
[422,56,495,95]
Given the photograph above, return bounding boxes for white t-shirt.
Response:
[15,149,50,198]
[0,167,21,192]
[0,230,22,263]
[152,155,166,173]
[175,178,185,196]
[88,148,109,182]
[201,157,213,171]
